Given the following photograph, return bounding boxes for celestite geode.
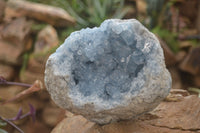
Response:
[45,19,172,124]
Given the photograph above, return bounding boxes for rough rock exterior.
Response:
[45,19,171,124]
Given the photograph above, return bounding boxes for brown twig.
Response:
[2,80,43,105]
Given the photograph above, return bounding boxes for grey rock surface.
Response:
[45,19,172,124]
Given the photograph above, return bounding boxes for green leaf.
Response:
[113,6,131,19]
[0,129,8,133]
[27,0,131,29]
[112,0,125,18]
[94,0,104,19]
[152,27,179,53]
[188,88,200,98]
[62,1,88,26]
[0,120,6,127]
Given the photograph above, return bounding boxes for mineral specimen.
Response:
[45,19,172,124]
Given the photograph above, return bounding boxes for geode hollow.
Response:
[45,19,171,124]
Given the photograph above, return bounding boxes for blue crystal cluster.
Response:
[56,20,152,102]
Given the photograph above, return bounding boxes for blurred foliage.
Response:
[28,0,129,28]
[145,0,176,29]
[20,52,30,75]
[0,120,7,133]
[188,88,200,98]
[0,120,7,127]
[146,0,165,29]
[146,0,181,53]
[190,40,199,47]
[27,0,183,53]
[27,0,130,41]
[32,45,59,59]
[57,0,130,28]
[31,23,47,32]
[152,26,179,53]
[0,129,8,133]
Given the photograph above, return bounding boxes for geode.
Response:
[45,19,172,124]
